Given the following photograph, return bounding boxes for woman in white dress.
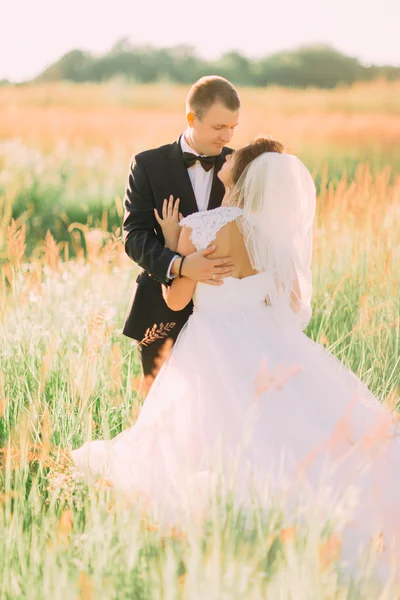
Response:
[71,138,400,576]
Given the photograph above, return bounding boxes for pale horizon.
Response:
[2,0,399,83]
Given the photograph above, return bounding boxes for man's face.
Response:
[187,102,240,156]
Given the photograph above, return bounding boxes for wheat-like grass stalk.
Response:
[5,218,26,268]
[0,189,14,255]
[140,322,176,347]
[85,308,115,363]
[42,229,61,271]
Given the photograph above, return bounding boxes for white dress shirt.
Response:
[166,131,215,280]
[180,132,214,212]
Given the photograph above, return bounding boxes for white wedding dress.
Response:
[72,205,400,577]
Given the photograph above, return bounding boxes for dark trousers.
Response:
[137,335,176,381]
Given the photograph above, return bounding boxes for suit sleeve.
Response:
[122,154,179,285]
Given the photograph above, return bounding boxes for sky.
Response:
[1,0,399,82]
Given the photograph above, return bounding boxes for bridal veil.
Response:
[229,152,316,330]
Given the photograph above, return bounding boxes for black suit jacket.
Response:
[122,134,234,341]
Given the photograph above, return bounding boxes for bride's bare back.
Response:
[206,220,258,280]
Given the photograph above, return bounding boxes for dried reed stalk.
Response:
[140,322,176,347]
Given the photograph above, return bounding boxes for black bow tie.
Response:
[182,152,217,172]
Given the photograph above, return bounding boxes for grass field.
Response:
[0,80,400,598]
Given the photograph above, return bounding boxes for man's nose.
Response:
[221,131,232,143]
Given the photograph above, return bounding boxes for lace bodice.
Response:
[180,206,271,314]
[180,206,243,251]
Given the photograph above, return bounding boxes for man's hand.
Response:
[171,246,235,285]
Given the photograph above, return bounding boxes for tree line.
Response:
[20,40,400,88]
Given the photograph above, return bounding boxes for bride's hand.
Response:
[154,195,183,251]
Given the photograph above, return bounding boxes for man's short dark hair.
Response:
[186,76,241,120]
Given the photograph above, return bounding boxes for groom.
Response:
[122,76,241,383]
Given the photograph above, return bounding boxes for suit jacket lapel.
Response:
[165,135,198,216]
[207,150,230,210]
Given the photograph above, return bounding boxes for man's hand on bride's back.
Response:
[172,246,235,285]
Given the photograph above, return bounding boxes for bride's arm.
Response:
[162,226,197,311]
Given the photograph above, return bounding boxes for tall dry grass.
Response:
[0,80,400,597]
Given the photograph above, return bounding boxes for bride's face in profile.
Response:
[218,152,235,187]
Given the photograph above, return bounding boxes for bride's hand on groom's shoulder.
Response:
[154,195,183,251]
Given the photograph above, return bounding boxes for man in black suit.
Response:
[122,76,241,383]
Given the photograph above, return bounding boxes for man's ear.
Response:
[187,111,196,128]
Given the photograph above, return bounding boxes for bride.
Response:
[71,138,400,574]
